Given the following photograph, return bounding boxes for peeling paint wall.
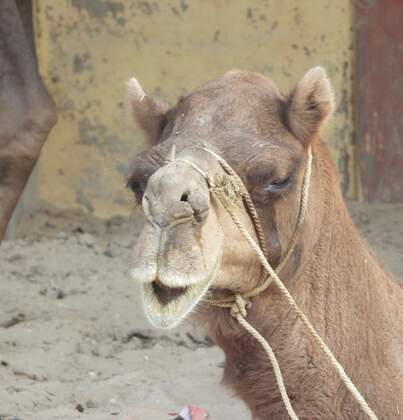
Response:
[34,0,354,218]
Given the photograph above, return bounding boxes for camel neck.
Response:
[202,143,403,419]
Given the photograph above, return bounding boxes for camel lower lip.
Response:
[141,275,214,329]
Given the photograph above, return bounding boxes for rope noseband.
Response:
[171,145,378,420]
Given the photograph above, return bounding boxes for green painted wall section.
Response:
[35,0,354,218]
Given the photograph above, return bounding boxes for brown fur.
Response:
[0,0,57,240]
[128,68,403,419]
[203,140,403,419]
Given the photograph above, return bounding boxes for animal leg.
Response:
[0,0,57,240]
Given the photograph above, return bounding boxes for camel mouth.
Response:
[141,269,217,329]
[151,280,188,304]
[133,209,224,329]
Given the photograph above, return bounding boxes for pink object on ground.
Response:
[172,405,209,420]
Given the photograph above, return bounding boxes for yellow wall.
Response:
[34,0,354,218]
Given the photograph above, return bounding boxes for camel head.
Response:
[127,68,334,328]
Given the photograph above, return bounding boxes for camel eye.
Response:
[128,179,144,203]
[264,175,292,193]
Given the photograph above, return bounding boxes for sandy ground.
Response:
[0,202,402,420]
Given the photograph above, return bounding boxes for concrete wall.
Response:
[34,0,354,218]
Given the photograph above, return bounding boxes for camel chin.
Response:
[141,265,217,329]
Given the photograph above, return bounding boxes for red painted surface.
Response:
[356,0,403,202]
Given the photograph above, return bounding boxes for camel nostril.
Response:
[194,208,208,223]
[180,192,190,202]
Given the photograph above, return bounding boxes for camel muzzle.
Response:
[131,149,223,329]
[142,159,210,229]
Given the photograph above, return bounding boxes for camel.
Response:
[127,68,403,419]
[0,0,57,240]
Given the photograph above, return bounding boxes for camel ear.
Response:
[286,67,335,145]
[127,77,170,144]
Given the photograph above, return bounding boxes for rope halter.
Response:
[176,145,312,315]
[164,144,378,420]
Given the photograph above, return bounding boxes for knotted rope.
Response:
[177,146,378,420]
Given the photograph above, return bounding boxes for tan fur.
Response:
[286,67,335,145]
[128,68,403,419]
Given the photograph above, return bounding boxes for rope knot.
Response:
[230,293,252,318]
[210,174,243,205]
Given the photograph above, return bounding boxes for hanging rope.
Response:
[177,146,378,420]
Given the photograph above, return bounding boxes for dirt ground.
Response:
[0,202,402,420]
